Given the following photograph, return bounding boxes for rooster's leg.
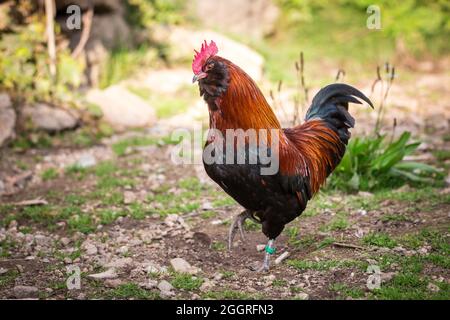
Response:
[251,239,275,272]
[228,210,259,250]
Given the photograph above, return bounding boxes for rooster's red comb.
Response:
[192,40,218,74]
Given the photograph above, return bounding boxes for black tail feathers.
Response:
[305,83,373,144]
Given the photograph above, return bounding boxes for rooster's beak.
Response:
[192,72,207,83]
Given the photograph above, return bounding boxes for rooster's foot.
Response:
[228,210,259,250]
[250,239,275,272]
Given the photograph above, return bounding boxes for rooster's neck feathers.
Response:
[202,57,281,132]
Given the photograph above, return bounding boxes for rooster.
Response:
[192,41,373,271]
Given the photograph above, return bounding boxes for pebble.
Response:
[13,286,39,299]
[60,237,71,246]
[256,244,266,252]
[170,258,200,275]
[104,257,133,270]
[200,280,215,292]
[427,283,440,293]
[139,280,158,290]
[83,242,98,255]
[296,292,309,300]
[104,279,123,288]
[275,251,290,265]
[88,268,118,280]
[158,280,174,295]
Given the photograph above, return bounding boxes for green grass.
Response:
[0,270,19,288]
[362,232,397,248]
[287,259,366,271]
[128,85,198,119]
[112,136,159,157]
[41,168,59,181]
[99,209,126,225]
[370,273,449,300]
[105,283,160,300]
[381,214,409,223]
[220,271,235,279]
[272,279,288,287]
[322,216,349,231]
[0,238,17,258]
[171,273,203,291]
[147,177,210,217]
[330,283,365,299]
[200,210,217,219]
[211,241,226,251]
[202,290,261,300]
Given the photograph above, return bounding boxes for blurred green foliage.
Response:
[99,45,159,89]
[0,4,83,102]
[126,0,186,28]
[277,0,450,55]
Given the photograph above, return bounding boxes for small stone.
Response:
[77,293,86,300]
[263,274,276,287]
[16,265,24,273]
[82,242,98,255]
[256,244,266,252]
[200,280,215,292]
[213,272,223,281]
[170,258,200,275]
[117,245,129,254]
[0,268,8,275]
[158,280,174,294]
[104,279,123,288]
[60,237,71,246]
[381,272,397,283]
[123,191,137,205]
[274,251,290,265]
[201,202,213,210]
[13,286,39,299]
[104,257,133,270]
[427,283,440,293]
[296,292,309,300]
[357,209,367,216]
[88,268,118,280]
[64,257,72,264]
[140,280,158,290]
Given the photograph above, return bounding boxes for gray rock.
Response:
[0,93,15,146]
[296,292,309,300]
[82,242,98,255]
[139,280,158,290]
[13,285,39,299]
[170,258,200,275]
[104,257,133,269]
[157,280,174,295]
[88,268,118,280]
[86,85,157,131]
[23,103,79,132]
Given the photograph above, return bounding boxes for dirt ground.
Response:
[0,71,449,300]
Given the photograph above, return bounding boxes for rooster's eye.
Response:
[205,62,214,72]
